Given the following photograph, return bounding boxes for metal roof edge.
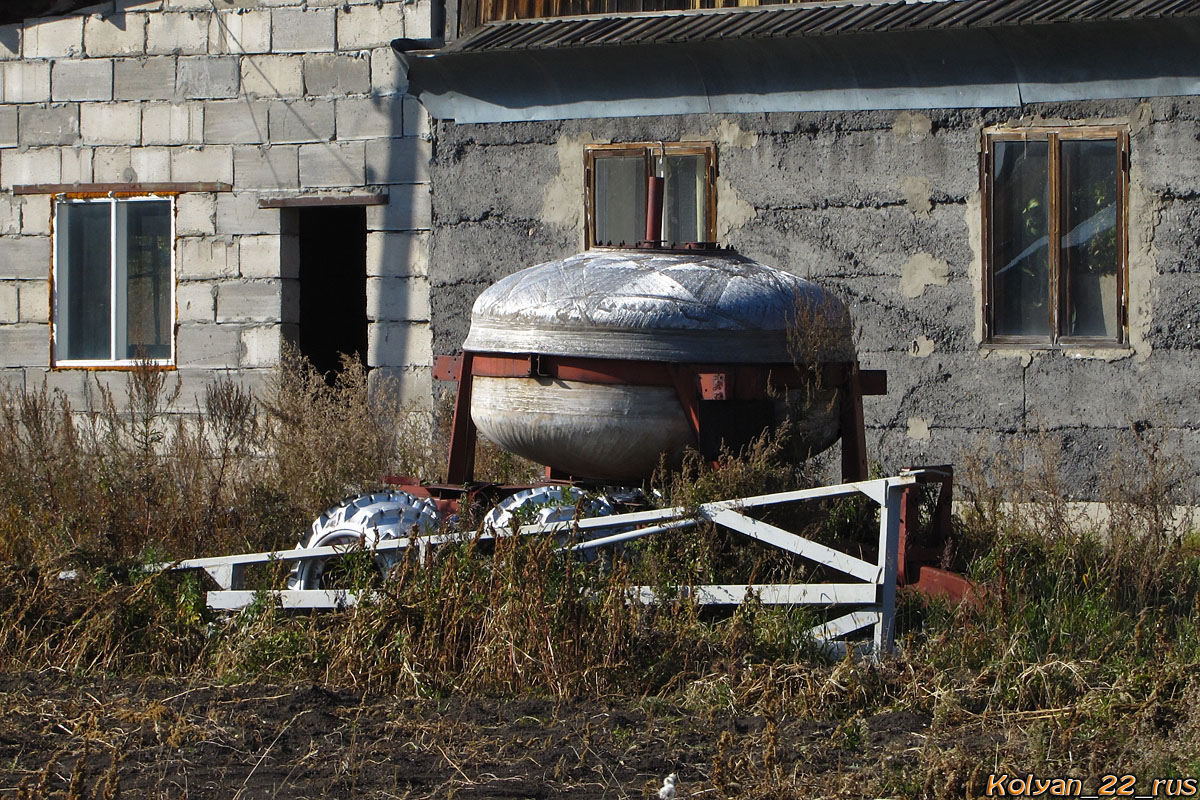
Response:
[435,0,1200,55]
[450,0,908,40]
[406,17,1200,123]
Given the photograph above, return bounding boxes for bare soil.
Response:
[0,672,956,799]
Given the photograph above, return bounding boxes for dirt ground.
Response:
[0,672,961,799]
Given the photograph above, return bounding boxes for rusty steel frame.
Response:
[895,465,975,606]
[436,351,885,485]
[433,351,966,604]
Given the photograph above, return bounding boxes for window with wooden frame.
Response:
[52,195,175,367]
[982,127,1129,346]
[585,143,717,249]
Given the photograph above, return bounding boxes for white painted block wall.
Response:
[0,0,435,410]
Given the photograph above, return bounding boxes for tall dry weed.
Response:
[2,351,1199,794]
[261,345,430,518]
[0,346,438,570]
[0,349,441,676]
[920,425,1200,717]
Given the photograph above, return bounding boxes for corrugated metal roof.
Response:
[445,0,1200,53]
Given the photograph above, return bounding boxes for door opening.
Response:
[296,206,368,381]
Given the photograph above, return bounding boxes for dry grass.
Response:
[0,346,438,572]
[0,356,1198,797]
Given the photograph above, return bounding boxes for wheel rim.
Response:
[289,491,442,590]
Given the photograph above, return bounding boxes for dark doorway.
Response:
[297,206,368,380]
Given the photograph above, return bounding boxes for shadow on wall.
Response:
[0,1,103,26]
[362,93,432,407]
[257,91,430,401]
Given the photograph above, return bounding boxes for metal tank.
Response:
[459,247,855,481]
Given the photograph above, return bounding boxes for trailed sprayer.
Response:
[176,183,969,652]
[287,235,891,583]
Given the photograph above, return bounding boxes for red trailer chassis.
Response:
[392,352,976,606]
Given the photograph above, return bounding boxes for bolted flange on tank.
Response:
[462,247,854,481]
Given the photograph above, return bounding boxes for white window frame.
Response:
[52,194,177,368]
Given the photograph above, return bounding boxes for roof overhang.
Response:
[400,12,1200,122]
[1,0,102,26]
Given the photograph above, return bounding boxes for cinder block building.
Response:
[0,0,436,410]
[403,0,1200,498]
[3,0,1200,498]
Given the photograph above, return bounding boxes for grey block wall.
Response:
[0,0,434,410]
[427,102,1200,499]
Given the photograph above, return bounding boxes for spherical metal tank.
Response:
[463,249,854,480]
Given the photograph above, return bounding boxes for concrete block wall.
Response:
[0,0,434,411]
[429,101,1200,499]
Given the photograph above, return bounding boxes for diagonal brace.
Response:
[705,507,878,582]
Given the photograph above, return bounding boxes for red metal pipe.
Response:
[644,175,664,244]
[445,351,477,485]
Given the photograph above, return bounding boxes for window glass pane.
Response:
[59,202,111,361]
[662,154,707,244]
[1061,139,1119,338]
[122,201,172,359]
[594,155,646,246]
[991,139,1051,337]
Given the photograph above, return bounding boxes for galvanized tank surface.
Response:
[463,249,854,479]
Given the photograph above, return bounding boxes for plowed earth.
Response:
[0,673,956,799]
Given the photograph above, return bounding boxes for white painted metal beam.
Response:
[512,475,920,538]
[630,583,876,605]
[873,483,903,653]
[705,507,879,582]
[172,532,472,572]
[207,589,368,610]
[558,518,698,553]
[809,610,880,642]
[702,476,912,510]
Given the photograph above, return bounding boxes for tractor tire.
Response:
[288,490,442,590]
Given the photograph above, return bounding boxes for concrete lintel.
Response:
[257,191,387,208]
[12,181,231,195]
